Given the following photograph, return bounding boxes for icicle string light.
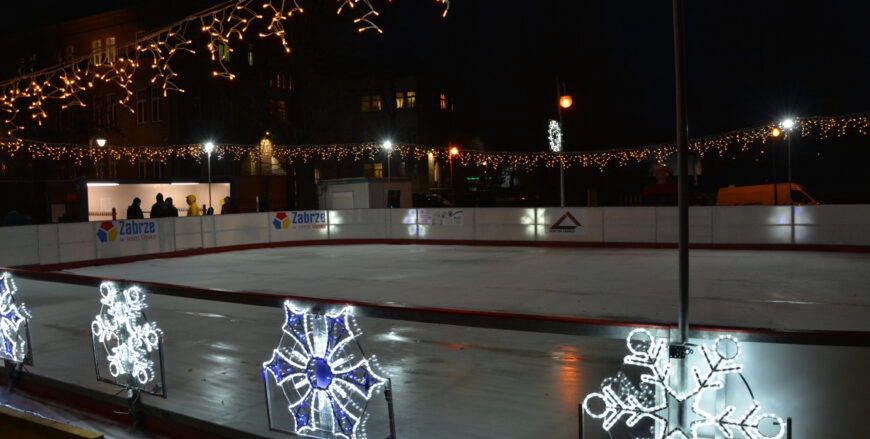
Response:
[0,113,866,169]
[0,0,450,138]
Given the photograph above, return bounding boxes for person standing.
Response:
[165,197,179,217]
[186,195,200,216]
[150,193,166,218]
[127,197,144,219]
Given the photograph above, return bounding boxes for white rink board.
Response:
[1,205,870,267]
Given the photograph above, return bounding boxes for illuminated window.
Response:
[92,40,102,65]
[439,93,448,110]
[136,89,147,124]
[395,92,404,109]
[406,91,416,108]
[361,96,371,112]
[105,37,116,63]
[372,94,382,111]
[105,94,116,128]
[150,87,161,122]
[217,43,231,61]
[374,163,384,178]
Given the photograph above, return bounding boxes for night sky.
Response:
[6,0,870,151]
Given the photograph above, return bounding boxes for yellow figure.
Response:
[186,195,200,216]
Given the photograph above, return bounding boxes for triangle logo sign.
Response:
[549,211,582,233]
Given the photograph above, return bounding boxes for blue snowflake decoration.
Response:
[0,272,31,364]
[263,301,387,439]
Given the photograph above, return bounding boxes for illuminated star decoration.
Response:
[91,281,164,388]
[0,272,31,363]
[263,301,387,439]
[548,119,562,152]
[583,329,785,439]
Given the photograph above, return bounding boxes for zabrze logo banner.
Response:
[97,220,158,243]
[273,211,327,230]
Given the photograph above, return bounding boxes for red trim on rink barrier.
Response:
[20,238,870,272]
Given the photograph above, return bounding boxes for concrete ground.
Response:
[71,244,870,332]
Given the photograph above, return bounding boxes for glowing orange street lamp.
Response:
[770,127,782,137]
[559,95,573,109]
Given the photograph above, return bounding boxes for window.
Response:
[136,89,147,124]
[439,93,448,111]
[406,91,416,108]
[275,99,287,121]
[64,45,75,61]
[372,94,382,111]
[105,94,116,128]
[361,96,371,112]
[92,40,102,65]
[395,92,405,109]
[217,43,231,61]
[374,163,384,178]
[150,87,162,122]
[105,37,116,63]
[93,96,102,128]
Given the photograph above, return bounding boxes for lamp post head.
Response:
[95,138,107,147]
[559,95,573,109]
[204,141,215,154]
[382,140,393,151]
[770,127,782,138]
[780,118,796,131]
[449,146,459,156]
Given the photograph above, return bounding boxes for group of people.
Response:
[126,193,237,219]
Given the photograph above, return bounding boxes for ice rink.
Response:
[6,244,870,438]
[72,244,870,332]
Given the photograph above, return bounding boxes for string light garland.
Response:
[1,113,867,170]
[263,301,387,438]
[583,329,785,439]
[0,0,450,139]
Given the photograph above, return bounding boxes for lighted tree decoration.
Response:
[0,272,32,365]
[263,301,387,438]
[583,329,785,439]
[91,281,166,396]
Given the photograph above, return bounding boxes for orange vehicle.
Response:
[716,183,819,206]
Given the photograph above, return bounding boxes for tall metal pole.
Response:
[787,133,792,203]
[207,151,213,210]
[672,0,690,345]
[387,151,391,183]
[557,80,566,207]
[773,141,778,205]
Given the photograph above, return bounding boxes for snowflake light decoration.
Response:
[548,119,562,152]
[583,329,785,439]
[0,272,31,364]
[91,281,164,394]
[263,301,387,439]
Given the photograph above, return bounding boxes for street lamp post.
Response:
[781,118,796,204]
[449,146,459,203]
[382,141,393,183]
[204,141,215,210]
[556,85,573,207]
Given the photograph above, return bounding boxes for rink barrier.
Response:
[1,205,870,268]
[0,372,262,439]
[7,266,869,347]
